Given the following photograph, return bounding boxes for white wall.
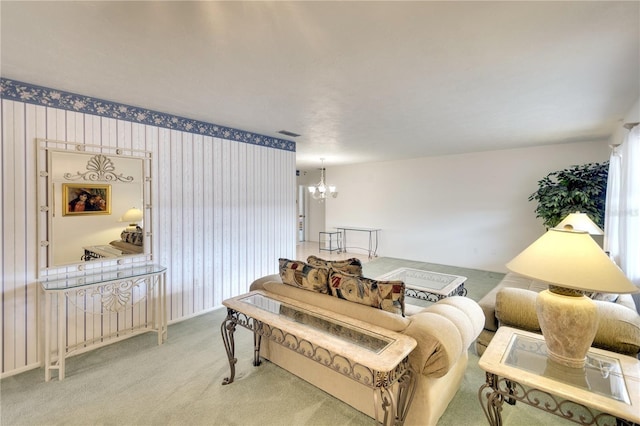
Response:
[325,141,610,272]
[1,94,296,376]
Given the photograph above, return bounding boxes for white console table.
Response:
[335,226,381,259]
[39,263,167,381]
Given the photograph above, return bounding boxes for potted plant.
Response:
[528,162,609,228]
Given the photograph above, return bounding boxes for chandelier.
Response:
[308,158,338,201]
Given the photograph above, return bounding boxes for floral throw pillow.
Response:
[278,258,330,294]
[328,270,405,316]
[306,255,363,276]
[121,229,143,246]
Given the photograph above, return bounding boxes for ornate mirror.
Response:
[37,139,153,275]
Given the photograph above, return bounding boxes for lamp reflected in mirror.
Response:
[119,207,143,232]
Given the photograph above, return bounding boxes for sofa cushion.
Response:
[478,272,547,332]
[495,288,540,332]
[262,281,410,332]
[307,255,363,276]
[278,258,330,294]
[592,299,640,355]
[328,270,405,316]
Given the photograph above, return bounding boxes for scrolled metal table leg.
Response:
[252,318,262,367]
[478,372,505,426]
[221,308,238,385]
[374,367,416,426]
[378,387,394,426]
[394,367,417,425]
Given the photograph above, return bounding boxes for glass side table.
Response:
[478,326,640,426]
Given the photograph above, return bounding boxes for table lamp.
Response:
[506,228,637,368]
[555,211,603,235]
[119,207,143,231]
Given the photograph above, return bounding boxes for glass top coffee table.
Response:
[376,267,467,303]
[478,326,640,425]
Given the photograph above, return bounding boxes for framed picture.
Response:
[62,184,111,216]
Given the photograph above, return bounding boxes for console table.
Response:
[478,327,640,426]
[221,290,417,425]
[318,231,341,253]
[335,226,381,259]
[39,263,167,381]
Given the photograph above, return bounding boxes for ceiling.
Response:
[2,1,639,170]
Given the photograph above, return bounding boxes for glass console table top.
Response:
[502,334,631,404]
[240,293,393,353]
[39,263,167,290]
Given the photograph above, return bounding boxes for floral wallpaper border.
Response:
[0,78,296,152]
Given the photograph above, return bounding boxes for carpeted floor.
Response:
[0,257,569,425]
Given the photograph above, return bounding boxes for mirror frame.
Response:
[37,139,153,276]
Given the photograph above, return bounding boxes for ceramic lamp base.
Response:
[536,288,598,369]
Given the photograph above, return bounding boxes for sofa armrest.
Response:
[249,274,282,291]
[594,299,640,356]
[404,296,484,378]
[478,272,547,333]
[495,288,540,332]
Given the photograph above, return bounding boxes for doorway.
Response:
[297,185,306,242]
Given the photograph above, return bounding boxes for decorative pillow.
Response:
[328,270,405,316]
[306,255,363,276]
[121,229,143,246]
[588,292,620,303]
[278,258,330,294]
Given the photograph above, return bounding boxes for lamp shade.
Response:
[119,207,143,224]
[554,212,603,235]
[506,228,636,294]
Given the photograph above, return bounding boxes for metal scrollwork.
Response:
[63,154,134,182]
[479,373,630,426]
[221,309,238,385]
[70,278,150,313]
[405,283,467,302]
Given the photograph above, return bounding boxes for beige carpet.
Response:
[1,258,569,425]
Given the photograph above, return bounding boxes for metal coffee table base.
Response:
[406,282,467,302]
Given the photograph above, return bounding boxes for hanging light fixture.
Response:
[308,158,338,201]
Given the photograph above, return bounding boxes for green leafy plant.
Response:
[528,162,609,229]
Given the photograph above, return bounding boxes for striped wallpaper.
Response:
[1,83,296,377]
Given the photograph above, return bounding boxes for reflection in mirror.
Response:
[38,140,152,274]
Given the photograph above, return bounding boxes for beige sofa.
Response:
[476,272,640,357]
[250,274,485,426]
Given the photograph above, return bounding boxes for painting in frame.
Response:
[62,184,111,216]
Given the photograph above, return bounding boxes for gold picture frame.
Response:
[62,184,111,216]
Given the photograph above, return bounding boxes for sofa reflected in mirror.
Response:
[82,227,145,261]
